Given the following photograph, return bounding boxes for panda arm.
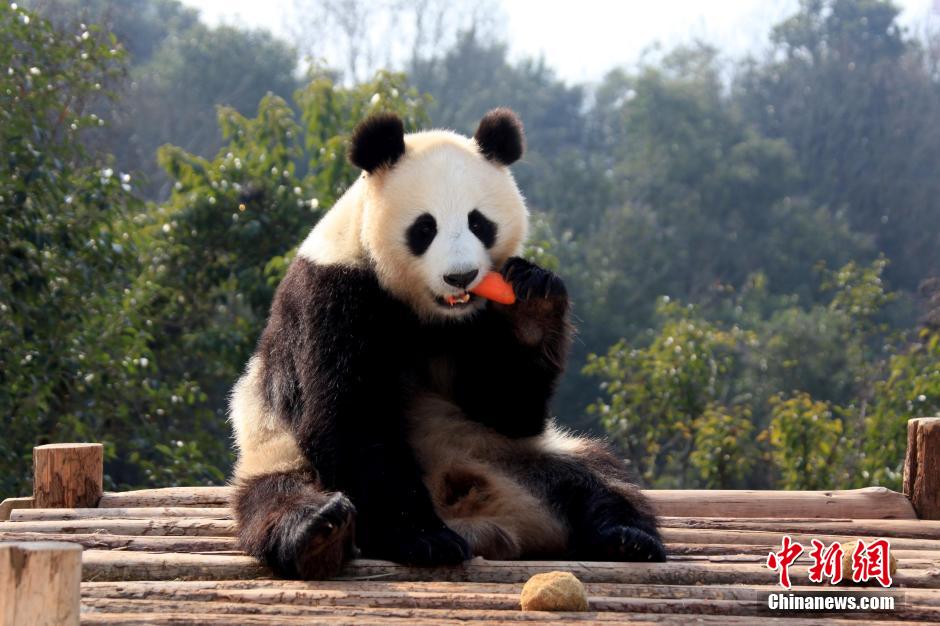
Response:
[258,259,467,561]
[454,258,571,438]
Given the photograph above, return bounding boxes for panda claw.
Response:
[582,525,667,563]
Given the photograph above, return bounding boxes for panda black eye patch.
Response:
[406,213,438,256]
[468,209,497,248]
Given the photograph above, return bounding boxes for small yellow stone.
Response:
[520,571,589,611]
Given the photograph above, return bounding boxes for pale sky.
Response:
[181,0,940,84]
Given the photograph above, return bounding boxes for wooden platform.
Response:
[1,419,939,624]
[1,485,938,624]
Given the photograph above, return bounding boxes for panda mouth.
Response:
[435,291,477,308]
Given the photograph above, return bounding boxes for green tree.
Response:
[26,0,301,200]
[0,4,160,494]
[690,404,756,489]
[586,259,909,489]
[765,392,846,489]
[26,0,199,64]
[559,45,870,431]
[583,298,757,487]
[737,0,940,287]
[592,45,868,306]
[861,294,940,488]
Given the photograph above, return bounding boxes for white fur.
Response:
[229,357,306,481]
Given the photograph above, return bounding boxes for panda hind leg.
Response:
[233,470,357,579]
[534,445,666,563]
[573,486,666,563]
[577,446,666,562]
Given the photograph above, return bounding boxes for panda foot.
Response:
[583,525,667,562]
[277,493,358,579]
[374,526,472,566]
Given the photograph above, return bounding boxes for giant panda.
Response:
[229,108,666,579]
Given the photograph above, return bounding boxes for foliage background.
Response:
[3,0,939,495]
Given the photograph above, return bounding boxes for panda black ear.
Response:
[474,108,524,166]
[349,113,406,173]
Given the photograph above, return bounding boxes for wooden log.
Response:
[4,531,934,565]
[17,490,918,521]
[335,559,938,588]
[98,487,231,508]
[11,507,231,521]
[0,497,32,522]
[658,517,940,539]
[82,550,269,581]
[0,517,236,536]
[0,532,238,553]
[6,515,937,540]
[76,596,940,621]
[5,530,933,564]
[0,542,82,626]
[650,487,916,519]
[904,417,940,520]
[80,579,940,606]
[664,542,940,558]
[32,443,103,509]
[2,528,936,560]
[78,613,651,626]
[670,551,940,568]
[90,485,919,519]
[660,528,940,551]
[78,614,909,626]
[77,552,940,587]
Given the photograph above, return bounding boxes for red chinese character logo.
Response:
[850,539,893,587]
[767,535,804,589]
[807,539,843,584]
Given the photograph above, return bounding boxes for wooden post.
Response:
[33,443,103,509]
[902,417,940,520]
[0,542,82,626]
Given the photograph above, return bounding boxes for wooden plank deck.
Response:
[1,486,939,623]
[1,421,938,624]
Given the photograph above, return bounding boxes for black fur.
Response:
[443,258,570,438]
[406,213,437,256]
[474,108,525,165]
[349,113,406,173]
[232,470,357,579]
[468,209,497,248]
[235,255,664,578]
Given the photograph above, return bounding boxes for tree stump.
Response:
[903,417,940,520]
[33,443,103,509]
[0,542,81,626]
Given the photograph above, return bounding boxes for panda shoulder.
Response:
[271,257,388,322]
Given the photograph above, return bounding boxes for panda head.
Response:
[353,108,528,321]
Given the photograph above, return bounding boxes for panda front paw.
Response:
[500,257,568,304]
[373,525,472,566]
[583,525,667,563]
[497,257,569,349]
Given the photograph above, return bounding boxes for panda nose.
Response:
[443,269,479,289]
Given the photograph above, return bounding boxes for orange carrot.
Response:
[471,271,516,305]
